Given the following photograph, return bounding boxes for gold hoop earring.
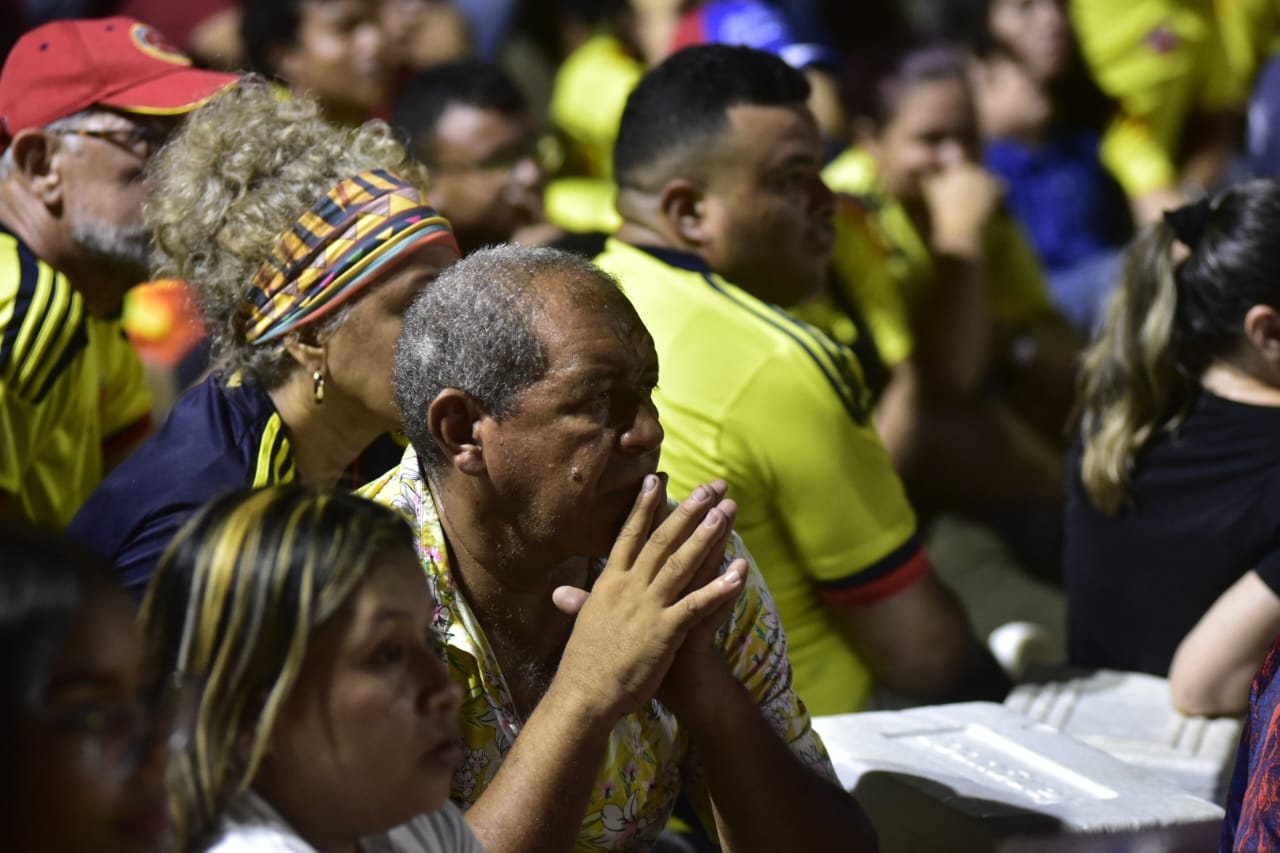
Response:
[312,369,325,405]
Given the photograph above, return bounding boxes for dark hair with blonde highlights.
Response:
[1076,179,1280,513]
[140,485,415,851]
[145,76,429,389]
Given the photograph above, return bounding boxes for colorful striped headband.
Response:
[242,169,458,346]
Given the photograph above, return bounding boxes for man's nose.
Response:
[508,154,545,191]
[810,174,836,220]
[622,402,663,456]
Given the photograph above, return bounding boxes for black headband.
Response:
[1163,196,1213,249]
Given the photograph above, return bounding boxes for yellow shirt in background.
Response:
[809,148,1055,371]
[545,32,643,234]
[1071,0,1280,197]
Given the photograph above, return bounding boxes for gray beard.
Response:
[70,218,152,284]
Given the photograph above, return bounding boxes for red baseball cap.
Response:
[0,16,239,151]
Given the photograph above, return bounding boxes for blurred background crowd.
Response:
[10,0,1280,849]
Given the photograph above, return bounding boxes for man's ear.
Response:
[657,178,710,247]
[427,388,489,476]
[9,130,63,207]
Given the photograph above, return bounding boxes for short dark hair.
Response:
[613,44,810,191]
[392,59,528,161]
[394,245,631,472]
[241,0,305,79]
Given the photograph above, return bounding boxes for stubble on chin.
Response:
[70,218,153,288]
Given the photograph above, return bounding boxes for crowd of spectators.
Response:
[7,1,1280,851]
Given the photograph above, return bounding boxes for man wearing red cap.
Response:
[0,17,237,529]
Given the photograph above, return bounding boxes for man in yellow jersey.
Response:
[594,44,1008,715]
[0,18,237,528]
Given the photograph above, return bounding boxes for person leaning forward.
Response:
[360,244,877,853]
[0,17,237,529]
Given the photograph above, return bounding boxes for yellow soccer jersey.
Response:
[545,32,643,234]
[595,238,926,714]
[811,147,1055,371]
[0,226,151,529]
[1071,0,1280,197]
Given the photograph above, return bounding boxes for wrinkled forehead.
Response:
[530,271,656,366]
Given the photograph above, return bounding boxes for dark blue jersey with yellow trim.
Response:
[68,371,294,596]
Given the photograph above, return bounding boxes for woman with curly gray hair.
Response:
[68,77,460,598]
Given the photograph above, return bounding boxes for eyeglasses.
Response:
[48,126,170,159]
[429,133,565,178]
[34,675,202,784]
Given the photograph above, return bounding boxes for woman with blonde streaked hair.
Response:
[69,75,461,598]
[1066,178,1280,716]
[141,485,480,853]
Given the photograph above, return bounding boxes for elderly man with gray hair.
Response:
[360,243,875,853]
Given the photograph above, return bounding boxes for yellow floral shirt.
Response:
[359,446,837,850]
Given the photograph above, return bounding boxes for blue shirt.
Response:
[1221,636,1280,851]
[68,372,294,597]
[985,128,1131,272]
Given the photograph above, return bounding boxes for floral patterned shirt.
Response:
[359,446,838,850]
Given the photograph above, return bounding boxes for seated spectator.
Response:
[949,0,1131,335]
[68,78,460,597]
[241,0,391,126]
[141,485,482,852]
[545,0,643,234]
[812,45,1078,576]
[1220,632,1280,849]
[1,525,176,853]
[1070,0,1280,224]
[0,17,236,529]
[1068,179,1280,716]
[597,43,1006,714]
[392,59,561,254]
[361,244,877,851]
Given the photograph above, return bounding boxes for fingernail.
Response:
[701,508,721,528]
[722,566,743,585]
[689,485,710,504]
[642,474,658,493]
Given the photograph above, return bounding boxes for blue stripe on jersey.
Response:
[0,235,39,375]
[699,273,871,424]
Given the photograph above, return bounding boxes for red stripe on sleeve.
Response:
[816,547,931,608]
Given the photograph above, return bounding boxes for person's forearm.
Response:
[915,251,990,395]
[463,684,615,853]
[679,668,877,853]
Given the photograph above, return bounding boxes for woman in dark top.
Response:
[68,78,460,596]
[1067,178,1280,716]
